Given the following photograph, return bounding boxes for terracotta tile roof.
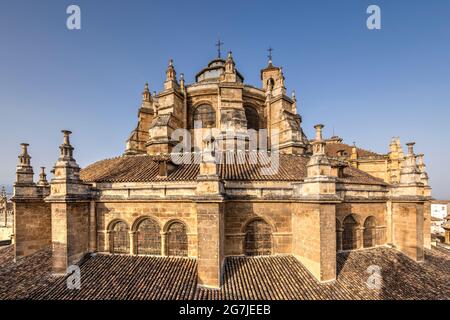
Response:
[0,245,448,300]
[80,152,386,185]
[33,254,198,300]
[0,246,54,299]
[340,165,387,185]
[325,142,384,159]
[80,155,200,183]
[196,248,450,300]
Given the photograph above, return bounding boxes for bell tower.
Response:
[261,49,307,154]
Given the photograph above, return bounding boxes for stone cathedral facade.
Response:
[12,52,432,288]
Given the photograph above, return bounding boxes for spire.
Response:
[164,59,178,90]
[221,51,238,83]
[166,59,176,81]
[59,130,74,161]
[267,47,274,66]
[142,83,151,102]
[225,51,235,72]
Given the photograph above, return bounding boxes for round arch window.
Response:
[193,104,216,128]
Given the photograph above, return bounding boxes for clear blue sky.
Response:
[0,0,449,199]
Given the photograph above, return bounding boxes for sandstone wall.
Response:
[14,200,51,258]
[292,203,336,282]
[392,202,424,261]
[224,201,292,256]
[96,201,198,257]
[336,202,387,246]
[196,202,224,288]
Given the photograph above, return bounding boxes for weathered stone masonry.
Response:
[12,53,432,288]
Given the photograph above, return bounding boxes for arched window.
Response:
[267,78,275,91]
[342,215,358,251]
[245,106,260,131]
[167,222,188,257]
[244,219,272,256]
[136,218,161,255]
[363,216,377,248]
[110,221,129,254]
[193,104,216,128]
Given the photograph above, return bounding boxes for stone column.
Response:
[356,227,364,249]
[89,201,97,252]
[129,231,136,255]
[104,230,111,253]
[196,201,224,288]
[376,226,386,246]
[160,231,167,256]
[336,228,343,252]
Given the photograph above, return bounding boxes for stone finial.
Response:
[166,59,176,81]
[18,143,31,166]
[311,124,326,156]
[1,186,6,199]
[59,130,74,160]
[225,51,235,73]
[406,142,415,155]
[142,83,151,102]
[292,90,296,101]
[16,143,34,185]
[314,124,324,141]
[180,73,185,88]
[416,154,424,166]
[37,167,49,187]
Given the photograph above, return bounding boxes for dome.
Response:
[195,58,244,83]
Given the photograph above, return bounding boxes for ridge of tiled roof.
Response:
[80,152,386,185]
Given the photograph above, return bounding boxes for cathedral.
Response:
[11,50,432,288]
